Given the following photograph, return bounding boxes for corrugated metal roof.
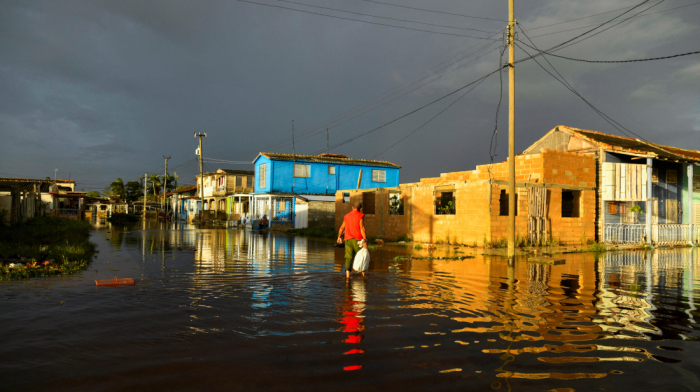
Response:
[257,152,401,168]
[0,178,73,192]
[558,126,700,163]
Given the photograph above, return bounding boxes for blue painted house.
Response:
[251,152,401,228]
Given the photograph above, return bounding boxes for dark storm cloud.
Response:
[0,0,698,189]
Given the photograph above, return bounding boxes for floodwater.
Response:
[1,222,700,391]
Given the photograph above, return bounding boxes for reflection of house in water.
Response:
[597,249,697,339]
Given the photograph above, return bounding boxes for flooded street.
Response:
[2,223,700,391]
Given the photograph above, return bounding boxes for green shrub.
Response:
[588,243,606,252]
[414,244,423,250]
[107,212,139,224]
[396,235,411,242]
[0,217,96,280]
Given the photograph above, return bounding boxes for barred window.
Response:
[259,164,267,188]
[667,169,677,184]
[371,169,386,183]
[608,201,628,215]
[294,164,311,178]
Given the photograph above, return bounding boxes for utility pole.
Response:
[143,173,147,220]
[507,0,516,258]
[292,120,295,193]
[326,128,329,154]
[163,156,170,213]
[54,168,58,181]
[195,133,206,221]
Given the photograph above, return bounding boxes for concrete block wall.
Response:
[334,149,598,246]
[307,201,335,228]
[335,188,411,241]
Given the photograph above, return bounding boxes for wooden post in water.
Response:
[143,173,147,220]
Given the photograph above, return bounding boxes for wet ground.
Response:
[1,221,699,391]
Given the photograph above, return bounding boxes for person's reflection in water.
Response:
[339,279,367,371]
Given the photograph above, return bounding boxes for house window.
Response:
[279,201,287,211]
[236,176,242,187]
[435,191,456,215]
[328,166,336,175]
[247,176,253,188]
[371,169,386,183]
[652,168,659,183]
[499,190,518,216]
[561,190,580,218]
[259,164,267,188]
[294,164,311,178]
[667,169,677,184]
[342,193,350,203]
[389,191,403,215]
[608,201,628,215]
[363,192,375,215]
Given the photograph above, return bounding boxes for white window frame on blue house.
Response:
[259,164,267,188]
[294,164,311,178]
[328,166,335,175]
[371,169,386,183]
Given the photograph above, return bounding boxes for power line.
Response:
[527,1,700,38]
[254,39,502,154]
[519,43,700,63]
[277,0,497,33]
[371,70,490,159]
[541,0,667,55]
[235,0,501,39]
[359,0,506,22]
[327,68,499,150]
[527,0,661,31]
[515,27,648,142]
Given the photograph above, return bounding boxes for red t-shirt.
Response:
[343,210,364,241]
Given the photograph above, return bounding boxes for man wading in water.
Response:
[337,202,368,279]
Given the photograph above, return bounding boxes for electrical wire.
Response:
[527,2,700,38]
[516,26,648,142]
[518,42,699,63]
[371,71,490,159]
[247,27,504,154]
[235,0,501,39]
[359,0,506,22]
[277,0,497,33]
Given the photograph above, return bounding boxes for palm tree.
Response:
[109,178,127,201]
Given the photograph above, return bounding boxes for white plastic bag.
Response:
[352,242,370,272]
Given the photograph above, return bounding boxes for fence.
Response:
[604,223,699,245]
[604,224,645,244]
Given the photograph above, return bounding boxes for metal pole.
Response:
[507,0,516,257]
[646,158,653,245]
[326,128,329,154]
[143,172,147,220]
[195,133,206,221]
[163,156,170,214]
[292,120,295,193]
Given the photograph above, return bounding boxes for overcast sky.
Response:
[1,0,698,191]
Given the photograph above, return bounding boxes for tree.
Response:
[148,174,161,197]
[108,178,127,201]
[86,191,101,198]
[125,180,142,202]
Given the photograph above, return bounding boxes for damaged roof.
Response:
[548,126,700,163]
[256,152,401,168]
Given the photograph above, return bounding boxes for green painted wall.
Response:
[681,164,700,223]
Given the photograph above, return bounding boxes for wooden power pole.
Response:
[163,156,170,213]
[143,172,147,220]
[195,133,206,220]
[507,0,516,258]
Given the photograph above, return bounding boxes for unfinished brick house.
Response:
[336,125,700,246]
